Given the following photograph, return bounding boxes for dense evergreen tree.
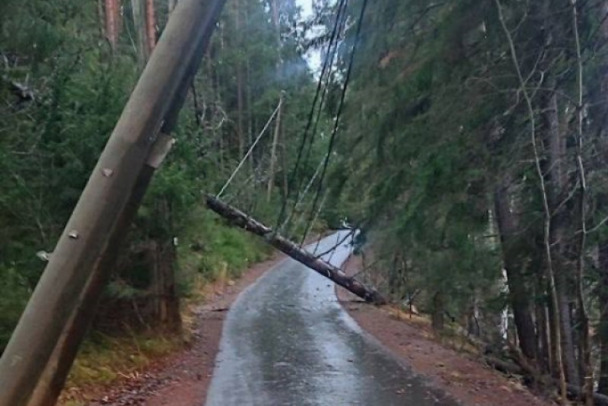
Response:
[315,0,608,400]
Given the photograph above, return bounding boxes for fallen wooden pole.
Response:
[206,196,387,305]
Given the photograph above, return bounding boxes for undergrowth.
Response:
[177,207,271,299]
[66,331,180,388]
[60,206,272,402]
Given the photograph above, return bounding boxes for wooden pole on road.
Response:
[0,1,225,404]
[206,196,387,305]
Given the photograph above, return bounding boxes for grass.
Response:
[59,206,273,404]
[66,332,180,388]
[59,331,181,405]
[177,206,271,298]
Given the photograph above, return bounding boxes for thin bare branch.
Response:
[495,0,567,402]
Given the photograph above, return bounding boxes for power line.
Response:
[299,6,349,188]
[281,8,350,234]
[300,0,369,244]
[217,98,282,198]
[274,0,348,232]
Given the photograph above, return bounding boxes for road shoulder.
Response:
[337,255,554,406]
[69,251,285,406]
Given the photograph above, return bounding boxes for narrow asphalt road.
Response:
[205,232,461,406]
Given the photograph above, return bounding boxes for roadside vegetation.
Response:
[5,0,608,404]
[0,0,327,392]
[323,0,608,402]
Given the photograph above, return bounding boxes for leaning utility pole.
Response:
[0,1,226,405]
[25,3,224,403]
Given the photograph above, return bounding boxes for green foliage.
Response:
[177,207,270,295]
[0,268,30,347]
[0,0,136,274]
[0,0,139,350]
[321,0,511,327]
[0,0,320,355]
[315,5,608,388]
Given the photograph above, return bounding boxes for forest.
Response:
[0,0,321,338]
[3,0,608,404]
[0,0,328,399]
[328,0,608,403]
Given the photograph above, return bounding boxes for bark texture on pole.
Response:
[206,196,387,305]
[0,1,226,405]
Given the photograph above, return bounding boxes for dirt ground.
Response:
[69,251,286,406]
[337,255,556,406]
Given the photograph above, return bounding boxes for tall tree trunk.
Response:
[595,0,608,395]
[432,290,445,332]
[599,243,608,394]
[104,0,119,48]
[494,176,538,360]
[266,0,284,200]
[146,0,157,53]
[234,0,245,158]
[131,0,149,68]
[570,2,592,401]
[271,0,280,43]
[281,126,289,199]
[246,59,254,173]
[244,7,255,178]
[150,235,181,331]
[536,298,551,374]
[131,0,156,66]
[267,94,282,201]
[543,87,580,387]
[236,68,244,159]
[533,274,551,374]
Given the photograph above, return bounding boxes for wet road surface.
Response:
[205,232,461,406]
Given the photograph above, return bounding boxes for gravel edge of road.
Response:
[67,250,287,406]
[336,254,556,406]
[143,251,288,406]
